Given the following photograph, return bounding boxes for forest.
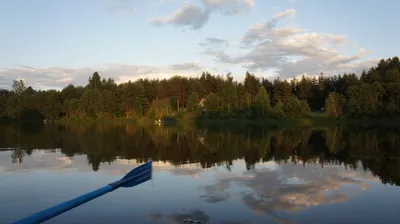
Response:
[1,56,400,121]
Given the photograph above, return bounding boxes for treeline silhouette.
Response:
[1,123,399,186]
[1,57,400,120]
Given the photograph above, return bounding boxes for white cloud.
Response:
[0,62,207,90]
[150,4,211,30]
[201,0,255,15]
[201,9,379,78]
[272,8,295,20]
[168,62,203,70]
[198,37,230,48]
[150,0,255,29]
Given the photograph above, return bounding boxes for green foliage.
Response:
[204,92,220,117]
[133,97,143,117]
[5,94,20,119]
[244,72,262,104]
[347,83,384,117]
[1,56,400,121]
[80,88,100,118]
[187,92,200,112]
[253,86,271,117]
[386,99,397,116]
[273,78,292,105]
[99,90,120,118]
[266,106,285,119]
[170,96,179,111]
[88,72,102,89]
[325,93,346,117]
[283,96,311,118]
[141,97,151,115]
[221,74,238,113]
[38,90,62,119]
[0,90,10,117]
[148,98,173,119]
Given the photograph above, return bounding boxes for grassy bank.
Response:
[192,115,339,129]
[190,113,400,129]
[54,117,153,126]
[4,114,400,129]
[0,118,44,124]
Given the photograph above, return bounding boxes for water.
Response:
[0,123,399,224]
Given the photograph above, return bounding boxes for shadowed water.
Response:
[0,123,400,224]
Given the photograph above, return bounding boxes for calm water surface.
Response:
[0,123,399,224]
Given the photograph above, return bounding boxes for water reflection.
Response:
[0,136,399,224]
[0,123,399,186]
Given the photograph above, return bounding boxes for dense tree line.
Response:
[1,123,399,186]
[1,57,400,120]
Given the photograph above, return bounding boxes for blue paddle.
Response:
[12,160,153,224]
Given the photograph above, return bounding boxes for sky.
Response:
[0,0,399,90]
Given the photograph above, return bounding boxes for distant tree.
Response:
[239,92,251,110]
[254,86,271,117]
[11,79,26,118]
[283,96,311,118]
[187,92,200,112]
[244,72,261,103]
[204,92,219,116]
[221,74,238,113]
[80,88,101,118]
[12,80,26,96]
[61,84,78,101]
[273,79,292,105]
[88,72,102,89]
[325,93,346,117]
[3,56,400,121]
[170,96,179,111]
[99,89,120,118]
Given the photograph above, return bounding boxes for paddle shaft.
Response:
[12,185,114,224]
[12,161,152,224]
[12,173,149,224]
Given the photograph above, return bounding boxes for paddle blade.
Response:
[122,160,152,181]
[108,160,152,189]
[121,170,152,188]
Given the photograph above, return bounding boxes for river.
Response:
[0,123,399,223]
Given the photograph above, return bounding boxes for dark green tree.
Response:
[187,92,200,112]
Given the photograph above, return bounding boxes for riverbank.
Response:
[195,115,400,129]
[3,114,400,128]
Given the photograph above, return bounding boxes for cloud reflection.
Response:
[200,162,377,222]
[0,149,207,179]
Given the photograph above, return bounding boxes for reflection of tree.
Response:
[323,126,346,154]
[1,123,400,185]
[11,148,25,163]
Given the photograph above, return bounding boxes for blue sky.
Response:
[0,0,398,90]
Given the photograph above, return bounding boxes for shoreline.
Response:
[2,116,400,128]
